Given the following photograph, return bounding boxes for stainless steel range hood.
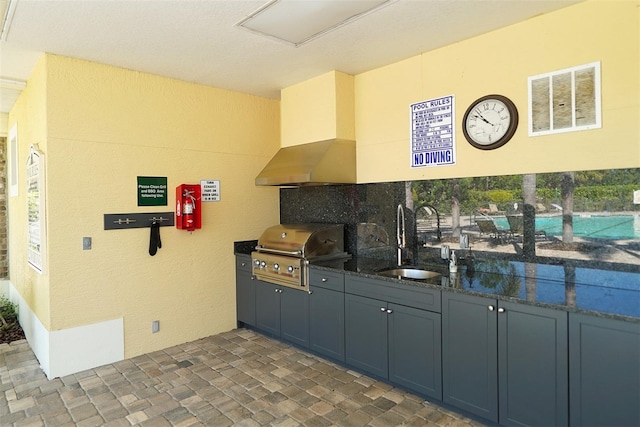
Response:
[255,139,356,186]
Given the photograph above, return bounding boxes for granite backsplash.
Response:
[280,182,414,262]
[279,176,639,274]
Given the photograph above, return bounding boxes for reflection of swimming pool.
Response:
[462,260,640,317]
[494,215,639,239]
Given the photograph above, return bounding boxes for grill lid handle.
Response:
[255,246,303,256]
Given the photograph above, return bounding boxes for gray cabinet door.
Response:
[442,292,498,422]
[236,269,256,326]
[255,280,281,336]
[280,287,309,348]
[388,303,442,400]
[345,293,388,379]
[309,286,345,362]
[569,313,640,427]
[498,301,568,427]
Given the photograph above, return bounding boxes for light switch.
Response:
[83,237,92,250]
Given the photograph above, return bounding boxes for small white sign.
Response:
[200,180,220,202]
[633,190,640,205]
[410,95,456,168]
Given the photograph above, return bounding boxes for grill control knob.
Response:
[273,263,280,271]
[287,266,294,273]
[253,259,260,266]
[260,261,266,268]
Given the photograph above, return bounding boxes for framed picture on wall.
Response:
[27,145,46,274]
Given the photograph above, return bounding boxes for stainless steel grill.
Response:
[251,224,349,290]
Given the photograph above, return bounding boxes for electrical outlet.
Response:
[83,237,92,250]
[152,320,160,333]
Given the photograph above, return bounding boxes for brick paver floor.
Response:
[1,328,485,426]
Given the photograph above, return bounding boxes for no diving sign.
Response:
[410,95,456,168]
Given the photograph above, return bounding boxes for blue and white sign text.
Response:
[410,95,456,168]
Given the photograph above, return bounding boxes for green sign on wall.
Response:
[137,176,168,206]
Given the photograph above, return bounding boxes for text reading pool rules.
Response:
[410,95,456,168]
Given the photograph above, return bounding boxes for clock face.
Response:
[463,95,519,150]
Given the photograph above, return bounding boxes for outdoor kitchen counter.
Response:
[235,240,639,321]
[310,255,640,322]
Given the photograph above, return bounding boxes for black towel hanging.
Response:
[149,221,162,256]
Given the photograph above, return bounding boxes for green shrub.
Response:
[0,296,19,327]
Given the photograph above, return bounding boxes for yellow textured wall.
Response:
[7,56,51,328]
[10,55,280,357]
[335,72,355,141]
[356,0,640,182]
[281,70,354,146]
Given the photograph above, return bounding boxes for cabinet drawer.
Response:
[236,254,252,272]
[309,268,344,291]
[345,275,440,313]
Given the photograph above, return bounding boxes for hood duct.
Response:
[255,139,356,186]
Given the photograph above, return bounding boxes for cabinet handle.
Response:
[386,309,393,314]
[321,278,328,282]
[498,307,505,313]
[488,305,495,311]
[307,290,313,295]
[380,307,386,312]
[251,276,255,280]
[275,289,279,293]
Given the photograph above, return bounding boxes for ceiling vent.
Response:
[236,0,392,46]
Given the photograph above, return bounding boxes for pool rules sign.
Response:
[410,95,456,168]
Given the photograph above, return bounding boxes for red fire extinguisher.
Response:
[176,184,201,231]
[182,189,196,231]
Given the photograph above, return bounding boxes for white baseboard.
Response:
[7,281,124,379]
[0,279,9,297]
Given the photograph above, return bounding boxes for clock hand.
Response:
[473,114,493,125]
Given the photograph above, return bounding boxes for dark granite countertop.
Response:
[234,240,257,255]
[235,240,639,322]
[313,256,640,322]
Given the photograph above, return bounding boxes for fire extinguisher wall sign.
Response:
[176,184,202,231]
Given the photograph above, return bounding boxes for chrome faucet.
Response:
[397,204,406,266]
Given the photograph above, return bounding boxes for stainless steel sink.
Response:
[377,268,441,280]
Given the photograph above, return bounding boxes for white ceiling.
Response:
[0,0,582,114]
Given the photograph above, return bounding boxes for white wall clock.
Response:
[462,94,519,150]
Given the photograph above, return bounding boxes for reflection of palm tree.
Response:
[477,259,511,289]
[525,262,537,302]
[523,174,537,258]
[476,260,521,296]
[564,264,576,307]
[498,266,522,297]
[451,179,460,237]
[561,172,575,243]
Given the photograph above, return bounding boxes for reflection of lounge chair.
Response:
[488,203,505,215]
[476,218,508,242]
[536,203,547,213]
[506,215,547,240]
